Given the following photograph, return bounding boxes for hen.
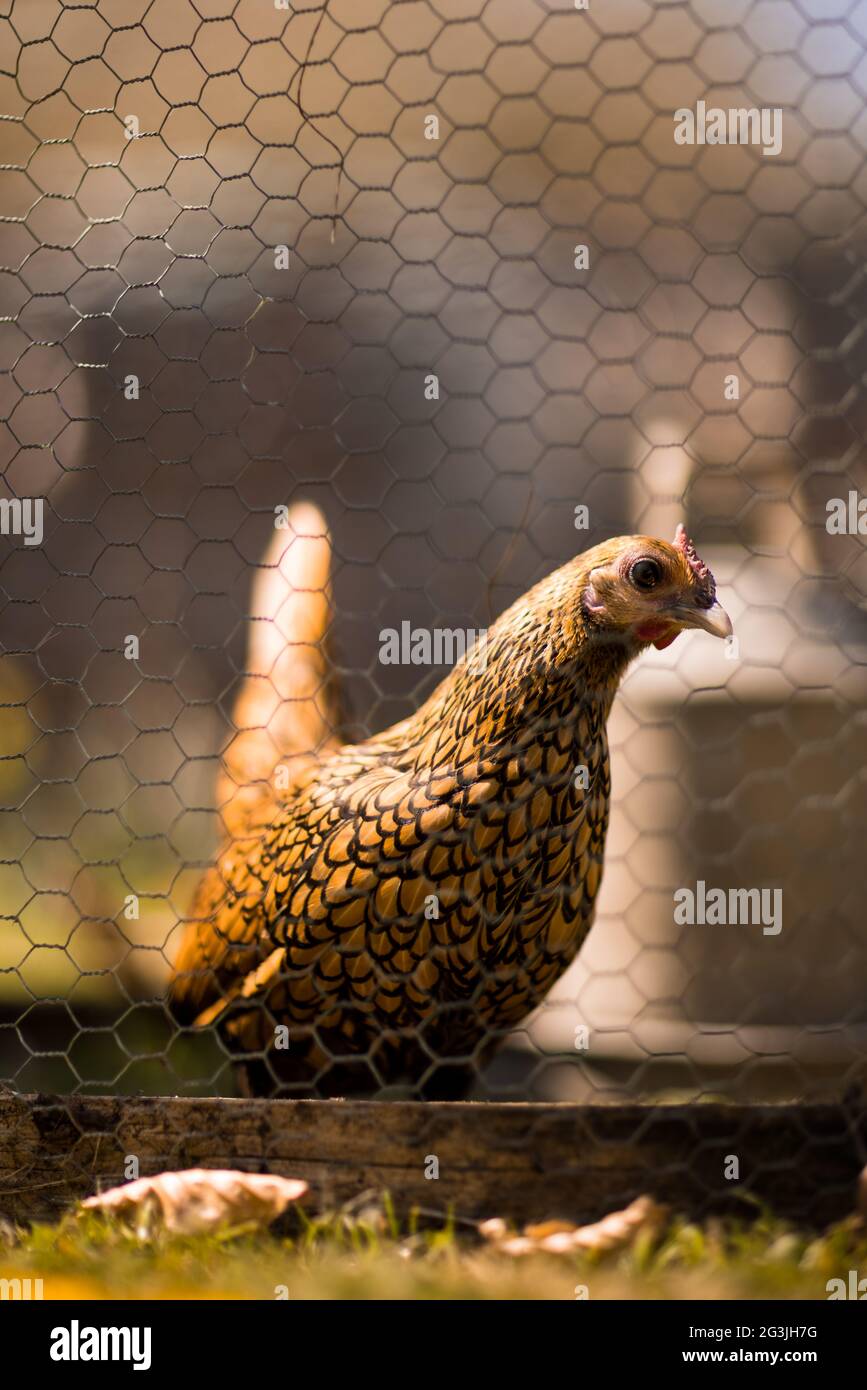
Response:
[169,507,731,1096]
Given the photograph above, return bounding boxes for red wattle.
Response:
[634,619,679,648]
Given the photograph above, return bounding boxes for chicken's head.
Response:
[581,524,732,651]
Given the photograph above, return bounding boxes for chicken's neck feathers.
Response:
[386,558,632,778]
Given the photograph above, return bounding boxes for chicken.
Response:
[169,507,731,1096]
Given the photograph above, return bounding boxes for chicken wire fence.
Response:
[0,0,865,1122]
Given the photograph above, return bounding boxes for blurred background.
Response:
[0,0,864,1101]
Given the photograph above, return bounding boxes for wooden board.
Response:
[1,1093,864,1228]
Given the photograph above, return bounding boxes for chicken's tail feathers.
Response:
[218,501,342,834]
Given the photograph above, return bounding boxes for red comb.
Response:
[673,523,716,607]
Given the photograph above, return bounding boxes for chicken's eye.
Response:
[630,558,663,591]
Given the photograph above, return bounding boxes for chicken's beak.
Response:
[670,599,733,640]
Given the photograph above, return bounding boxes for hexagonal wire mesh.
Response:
[0,0,865,1146]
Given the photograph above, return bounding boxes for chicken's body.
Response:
[170,509,730,1095]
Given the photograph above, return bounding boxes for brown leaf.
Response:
[524,1219,577,1240]
[498,1236,538,1257]
[478,1217,508,1242]
[481,1196,666,1257]
[81,1168,308,1237]
[544,1196,665,1254]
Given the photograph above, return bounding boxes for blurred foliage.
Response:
[3,1201,867,1301]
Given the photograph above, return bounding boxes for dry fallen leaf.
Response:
[498,1236,538,1257]
[81,1168,308,1237]
[478,1217,508,1242]
[544,1196,665,1253]
[524,1219,578,1241]
[480,1196,666,1257]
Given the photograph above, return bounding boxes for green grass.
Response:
[3,1203,866,1301]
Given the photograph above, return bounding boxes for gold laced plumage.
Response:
[170,506,730,1095]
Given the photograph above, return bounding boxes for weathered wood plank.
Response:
[0,1094,863,1227]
